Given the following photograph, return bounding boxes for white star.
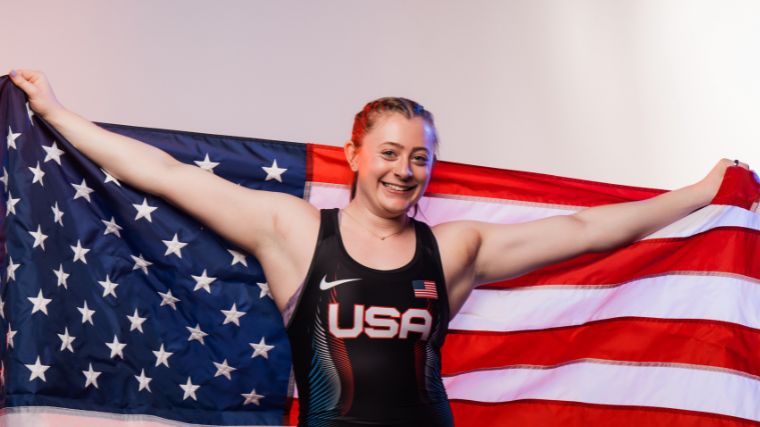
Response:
[51,202,64,226]
[42,141,65,165]
[71,179,94,202]
[77,301,95,325]
[71,240,90,264]
[162,233,188,258]
[105,335,126,359]
[25,102,34,124]
[53,264,70,289]
[25,357,50,382]
[133,198,157,222]
[6,257,21,282]
[28,162,45,186]
[228,249,248,267]
[98,274,119,298]
[28,224,48,251]
[7,191,20,216]
[153,344,173,368]
[28,289,52,315]
[0,297,4,319]
[257,282,272,299]
[101,217,122,237]
[213,359,237,380]
[186,324,208,345]
[131,254,152,274]
[7,126,20,150]
[242,389,264,406]
[262,159,287,182]
[7,324,17,348]
[135,369,152,392]
[58,327,76,352]
[100,168,122,186]
[249,337,274,359]
[191,269,216,293]
[127,308,147,333]
[82,363,101,388]
[221,303,246,327]
[158,290,180,310]
[194,153,219,173]
[1,167,8,191]
[180,377,200,401]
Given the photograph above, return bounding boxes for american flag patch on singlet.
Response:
[412,280,438,299]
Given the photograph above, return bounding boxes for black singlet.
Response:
[286,209,453,427]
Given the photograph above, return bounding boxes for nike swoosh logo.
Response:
[319,275,361,290]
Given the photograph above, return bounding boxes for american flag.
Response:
[3,75,760,426]
[412,280,438,300]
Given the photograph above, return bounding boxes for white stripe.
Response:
[450,274,760,332]
[443,361,760,422]
[307,183,760,237]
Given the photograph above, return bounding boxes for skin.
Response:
[8,69,754,320]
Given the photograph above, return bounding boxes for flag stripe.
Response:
[448,400,760,427]
[442,362,760,422]
[442,318,760,378]
[451,275,760,332]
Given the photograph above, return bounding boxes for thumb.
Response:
[8,69,40,97]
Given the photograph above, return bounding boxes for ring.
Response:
[734,159,740,166]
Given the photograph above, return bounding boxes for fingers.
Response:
[8,68,40,96]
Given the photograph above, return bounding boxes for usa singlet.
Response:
[286,208,453,426]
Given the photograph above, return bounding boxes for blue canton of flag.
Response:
[0,76,303,425]
[412,280,437,300]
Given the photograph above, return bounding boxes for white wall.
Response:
[2,0,758,189]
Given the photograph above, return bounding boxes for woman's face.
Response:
[348,113,436,217]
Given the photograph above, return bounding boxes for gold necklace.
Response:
[341,209,409,241]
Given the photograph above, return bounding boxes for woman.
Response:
[8,69,751,426]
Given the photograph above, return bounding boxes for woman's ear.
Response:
[344,140,358,172]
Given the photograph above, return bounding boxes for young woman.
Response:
[9,69,751,426]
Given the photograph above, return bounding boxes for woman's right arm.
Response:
[8,70,319,273]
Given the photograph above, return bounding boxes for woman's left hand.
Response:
[695,158,751,203]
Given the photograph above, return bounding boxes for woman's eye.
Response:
[413,155,429,164]
[381,150,396,158]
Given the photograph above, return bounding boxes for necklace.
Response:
[341,209,409,241]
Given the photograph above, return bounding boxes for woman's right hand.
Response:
[8,69,65,119]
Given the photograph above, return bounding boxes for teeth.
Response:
[383,183,412,191]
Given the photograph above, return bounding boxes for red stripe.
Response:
[711,167,760,211]
[442,317,760,378]
[449,399,760,427]
[482,227,760,288]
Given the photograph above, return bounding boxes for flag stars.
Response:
[257,282,272,299]
[7,191,20,216]
[28,224,49,251]
[98,274,119,298]
[25,357,50,382]
[213,359,237,380]
[262,159,287,182]
[42,141,65,165]
[25,102,34,124]
[28,162,45,186]
[1,167,8,191]
[242,389,264,406]
[7,257,21,282]
[28,289,52,315]
[51,202,64,226]
[131,254,152,274]
[106,335,127,359]
[58,327,76,352]
[71,179,94,202]
[7,126,21,150]
[77,301,96,325]
[82,363,101,388]
[250,337,274,359]
[101,168,122,186]
[191,269,216,293]
[158,290,180,310]
[162,233,188,258]
[179,377,200,401]
[153,344,173,368]
[186,324,208,345]
[127,308,147,333]
[53,264,70,288]
[228,249,248,267]
[71,240,90,264]
[102,217,122,237]
[7,324,17,349]
[135,369,152,392]
[133,198,158,222]
[221,303,246,327]
[194,153,219,173]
